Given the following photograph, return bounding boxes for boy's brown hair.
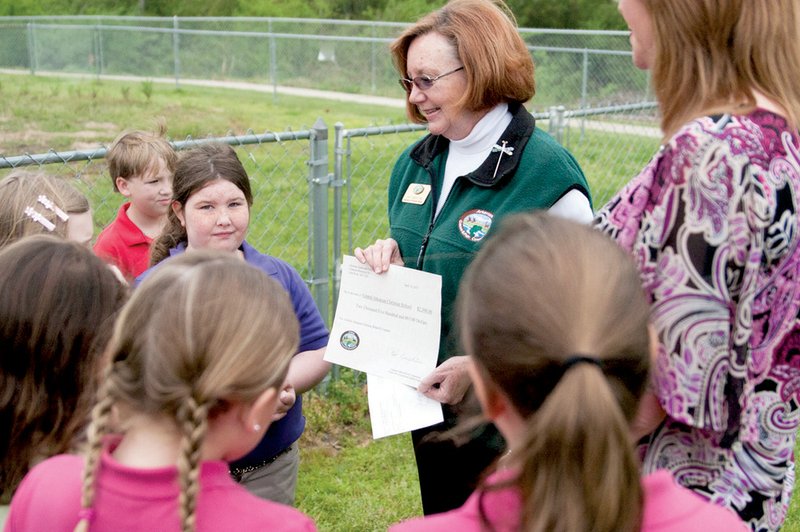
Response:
[107,125,177,192]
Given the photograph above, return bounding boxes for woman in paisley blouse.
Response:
[595,0,800,529]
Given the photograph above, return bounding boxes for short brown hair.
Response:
[107,126,177,192]
[646,0,800,137]
[390,0,535,124]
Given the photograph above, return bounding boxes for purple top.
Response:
[595,109,800,529]
[136,241,329,463]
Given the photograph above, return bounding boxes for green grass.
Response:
[298,376,421,530]
[2,73,798,530]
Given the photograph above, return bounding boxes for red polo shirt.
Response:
[94,202,153,280]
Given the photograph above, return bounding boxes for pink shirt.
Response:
[94,202,153,280]
[4,442,316,532]
[390,469,747,531]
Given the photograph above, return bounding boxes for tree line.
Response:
[0,0,626,30]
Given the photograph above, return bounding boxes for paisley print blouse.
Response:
[595,110,800,530]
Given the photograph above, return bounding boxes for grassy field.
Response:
[2,74,798,531]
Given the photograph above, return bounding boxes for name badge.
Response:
[401,183,431,205]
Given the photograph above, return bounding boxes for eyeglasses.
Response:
[399,66,465,93]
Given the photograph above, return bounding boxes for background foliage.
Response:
[0,0,626,29]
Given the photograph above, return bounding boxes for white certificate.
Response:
[367,374,443,439]
[325,255,442,388]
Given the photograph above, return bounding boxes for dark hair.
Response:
[458,212,651,532]
[150,143,253,265]
[0,235,128,503]
[390,0,535,124]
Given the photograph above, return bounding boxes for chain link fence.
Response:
[0,102,661,318]
[0,16,649,110]
[0,131,319,286]
[0,17,662,366]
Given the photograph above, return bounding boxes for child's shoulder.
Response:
[199,468,316,531]
[6,454,83,528]
[22,453,83,485]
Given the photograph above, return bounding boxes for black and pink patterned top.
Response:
[595,109,800,530]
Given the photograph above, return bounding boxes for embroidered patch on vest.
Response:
[458,209,493,242]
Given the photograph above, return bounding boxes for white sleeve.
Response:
[547,189,593,225]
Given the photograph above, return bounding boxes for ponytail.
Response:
[515,365,642,532]
[149,208,185,266]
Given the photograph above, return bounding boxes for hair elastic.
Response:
[23,206,56,231]
[37,194,69,222]
[77,507,95,522]
[562,355,603,372]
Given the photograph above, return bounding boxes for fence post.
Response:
[329,122,347,382]
[93,24,102,79]
[26,22,37,75]
[580,49,588,138]
[268,18,277,99]
[173,16,181,88]
[308,118,330,326]
[332,122,346,314]
[548,105,566,144]
[370,26,377,94]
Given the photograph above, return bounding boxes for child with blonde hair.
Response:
[0,170,94,248]
[5,252,316,532]
[391,213,746,532]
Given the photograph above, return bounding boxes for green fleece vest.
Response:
[388,107,591,364]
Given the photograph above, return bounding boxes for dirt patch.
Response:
[0,122,119,155]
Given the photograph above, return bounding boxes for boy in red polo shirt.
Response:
[94,129,177,280]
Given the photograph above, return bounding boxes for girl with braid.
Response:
[4,252,317,532]
[391,212,745,532]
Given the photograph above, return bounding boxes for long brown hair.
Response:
[390,0,535,124]
[645,0,800,138]
[458,212,651,532]
[0,235,127,504]
[150,143,253,265]
[75,252,298,532]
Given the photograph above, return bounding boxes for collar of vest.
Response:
[409,102,536,188]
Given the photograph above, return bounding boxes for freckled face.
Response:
[173,179,249,254]
[618,0,655,70]
[405,32,485,141]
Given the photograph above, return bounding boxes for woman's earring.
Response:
[253,423,262,432]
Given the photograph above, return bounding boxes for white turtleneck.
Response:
[437,103,513,217]
[436,102,593,224]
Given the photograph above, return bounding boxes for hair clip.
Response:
[24,207,56,231]
[37,195,69,222]
[491,141,515,179]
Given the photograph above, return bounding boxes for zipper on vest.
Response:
[416,163,438,269]
[416,222,434,269]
